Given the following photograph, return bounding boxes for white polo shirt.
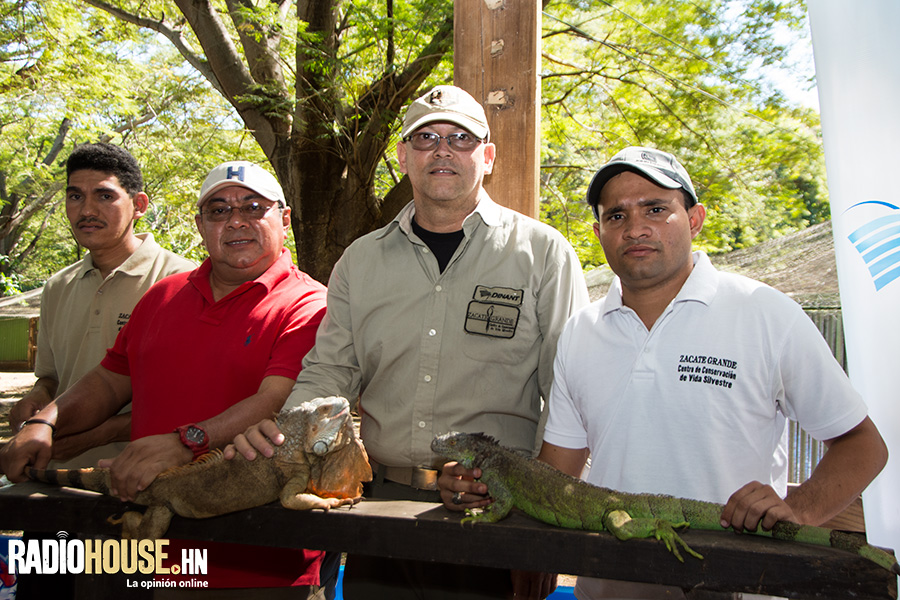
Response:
[544,251,868,505]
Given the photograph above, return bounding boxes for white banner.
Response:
[809,1,900,554]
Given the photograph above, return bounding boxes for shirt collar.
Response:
[602,251,718,316]
[75,232,157,280]
[189,248,294,302]
[380,192,502,240]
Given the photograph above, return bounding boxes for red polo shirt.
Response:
[102,249,328,588]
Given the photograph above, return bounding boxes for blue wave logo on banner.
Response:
[845,201,900,291]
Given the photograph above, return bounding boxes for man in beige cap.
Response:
[232,85,589,598]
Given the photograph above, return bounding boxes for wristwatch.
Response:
[175,423,209,460]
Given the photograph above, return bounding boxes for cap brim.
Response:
[401,114,489,140]
[586,164,685,211]
[197,181,284,208]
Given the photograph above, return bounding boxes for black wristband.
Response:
[22,418,57,437]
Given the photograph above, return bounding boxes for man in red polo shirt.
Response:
[1,161,331,598]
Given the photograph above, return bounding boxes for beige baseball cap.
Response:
[401,85,490,141]
[197,161,285,208]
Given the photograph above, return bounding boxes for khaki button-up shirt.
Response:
[287,197,588,468]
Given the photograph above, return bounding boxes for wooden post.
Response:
[454,0,541,218]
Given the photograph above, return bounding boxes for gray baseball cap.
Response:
[586,147,697,219]
[401,85,490,141]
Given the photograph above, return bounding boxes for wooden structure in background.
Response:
[454,0,541,218]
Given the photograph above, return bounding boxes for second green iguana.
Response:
[431,431,899,575]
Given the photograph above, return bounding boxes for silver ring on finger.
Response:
[452,492,464,505]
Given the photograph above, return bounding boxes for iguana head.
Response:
[278,396,354,458]
[277,396,372,499]
[431,431,497,469]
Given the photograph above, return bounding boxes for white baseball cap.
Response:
[197,161,285,208]
[401,85,490,141]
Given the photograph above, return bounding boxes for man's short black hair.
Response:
[66,143,143,197]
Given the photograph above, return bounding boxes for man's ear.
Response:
[132,192,150,220]
[281,206,291,239]
[688,203,706,239]
[482,142,496,175]
[396,141,408,175]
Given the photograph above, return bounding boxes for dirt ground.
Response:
[0,371,35,445]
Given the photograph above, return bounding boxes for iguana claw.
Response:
[654,521,703,561]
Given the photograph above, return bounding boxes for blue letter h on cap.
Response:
[226,166,245,182]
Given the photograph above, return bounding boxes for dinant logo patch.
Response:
[465,286,523,339]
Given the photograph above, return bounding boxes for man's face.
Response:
[65,169,148,252]
[593,170,705,295]
[195,185,290,284]
[397,122,495,209]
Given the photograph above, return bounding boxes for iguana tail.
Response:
[28,467,113,496]
[765,521,900,575]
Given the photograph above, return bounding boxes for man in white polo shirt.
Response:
[538,146,888,599]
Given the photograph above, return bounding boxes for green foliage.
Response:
[539,0,826,268]
[0,0,267,290]
[1,0,829,287]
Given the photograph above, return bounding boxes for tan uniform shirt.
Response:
[36,232,194,466]
[287,197,589,469]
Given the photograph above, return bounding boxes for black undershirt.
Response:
[412,218,464,273]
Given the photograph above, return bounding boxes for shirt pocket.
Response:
[461,286,537,365]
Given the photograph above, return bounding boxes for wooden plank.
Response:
[454,0,541,218]
[1,481,895,599]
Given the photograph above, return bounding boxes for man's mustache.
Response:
[76,216,106,227]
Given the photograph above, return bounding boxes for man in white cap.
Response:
[1,161,334,596]
[232,85,589,598]
[537,146,888,599]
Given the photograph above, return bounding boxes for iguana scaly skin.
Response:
[28,396,372,539]
[431,431,900,575]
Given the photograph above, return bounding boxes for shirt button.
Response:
[435,285,442,292]
[418,421,427,429]
[428,329,437,336]
[422,247,430,254]
[424,375,432,382]
[94,310,100,315]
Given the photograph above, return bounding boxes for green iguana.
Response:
[431,431,899,575]
[28,396,372,539]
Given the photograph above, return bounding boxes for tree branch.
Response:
[81,0,224,96]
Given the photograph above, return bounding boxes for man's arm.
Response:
[9,377,59,431]
[721,416,888,532]
[51,413,132,462]
[103,375,295,501]
[0,365,132,481]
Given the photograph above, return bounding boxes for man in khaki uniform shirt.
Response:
[9,143,193,466]
[233,86,589,599]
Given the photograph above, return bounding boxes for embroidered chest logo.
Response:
[116,312,131,331]
[677,354,738,389]
[464,286,523,339]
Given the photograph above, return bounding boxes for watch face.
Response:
[185,426,207,444]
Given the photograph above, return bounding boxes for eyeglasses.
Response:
[200,201,279,222]
[402,131,484,152]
